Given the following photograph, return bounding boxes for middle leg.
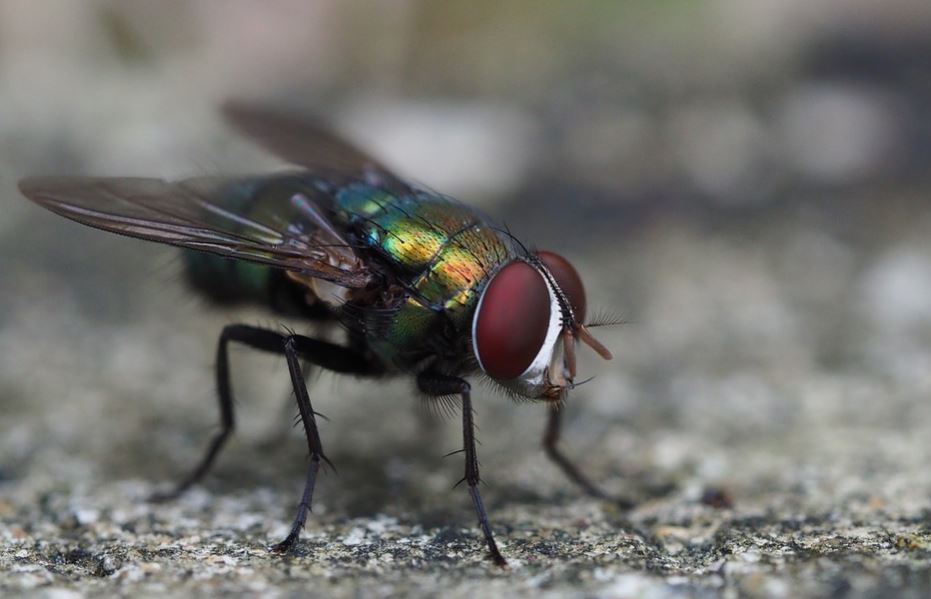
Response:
[269,330,383,552]
[270,333,326,552]
[543,404,632,508]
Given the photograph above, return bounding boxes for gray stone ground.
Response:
[3,3,931,598]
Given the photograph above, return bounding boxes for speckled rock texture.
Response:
[3,3,931,598]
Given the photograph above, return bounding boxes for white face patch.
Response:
[512,272,564,392]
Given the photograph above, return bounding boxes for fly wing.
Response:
[18,175,373,288]
[222,100,410,192]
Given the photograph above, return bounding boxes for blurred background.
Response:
[2,1,931,595]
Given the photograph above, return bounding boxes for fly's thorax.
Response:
[334,182,501,277]
[361,232,506,370]
[333,181,517,367]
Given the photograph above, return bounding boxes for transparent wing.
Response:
[222,100,409,191]
[18,175,373,288]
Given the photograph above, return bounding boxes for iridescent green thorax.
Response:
[335,183,515,366]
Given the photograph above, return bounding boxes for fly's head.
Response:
[471,251,613,402]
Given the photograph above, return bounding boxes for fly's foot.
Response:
[488,547,509,568]
[611,494,636,511]
[147,485,187,504]
[270,533,300,554]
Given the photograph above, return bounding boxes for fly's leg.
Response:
[269,334,325,553]
[269,332,382,551]
[150,323,381,553]
[150,325,241,501]
[543,405,632,508]
[418,372,507,567]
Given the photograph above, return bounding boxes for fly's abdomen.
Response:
[180,174,342,315]
[183,251,272,305]
[183,252,317,316]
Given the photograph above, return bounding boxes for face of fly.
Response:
[471,251,613,401]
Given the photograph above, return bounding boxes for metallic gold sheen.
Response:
[335,183,515,364]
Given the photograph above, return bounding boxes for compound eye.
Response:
[536,251,586,322]
[473,260,551,379]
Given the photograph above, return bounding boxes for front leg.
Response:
[544,404,633,509]
[417,372,507,567]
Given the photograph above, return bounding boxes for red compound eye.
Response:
[474,260,551,379]
[536,251,586,322]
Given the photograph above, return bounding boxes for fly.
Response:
[18,101,614,566]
